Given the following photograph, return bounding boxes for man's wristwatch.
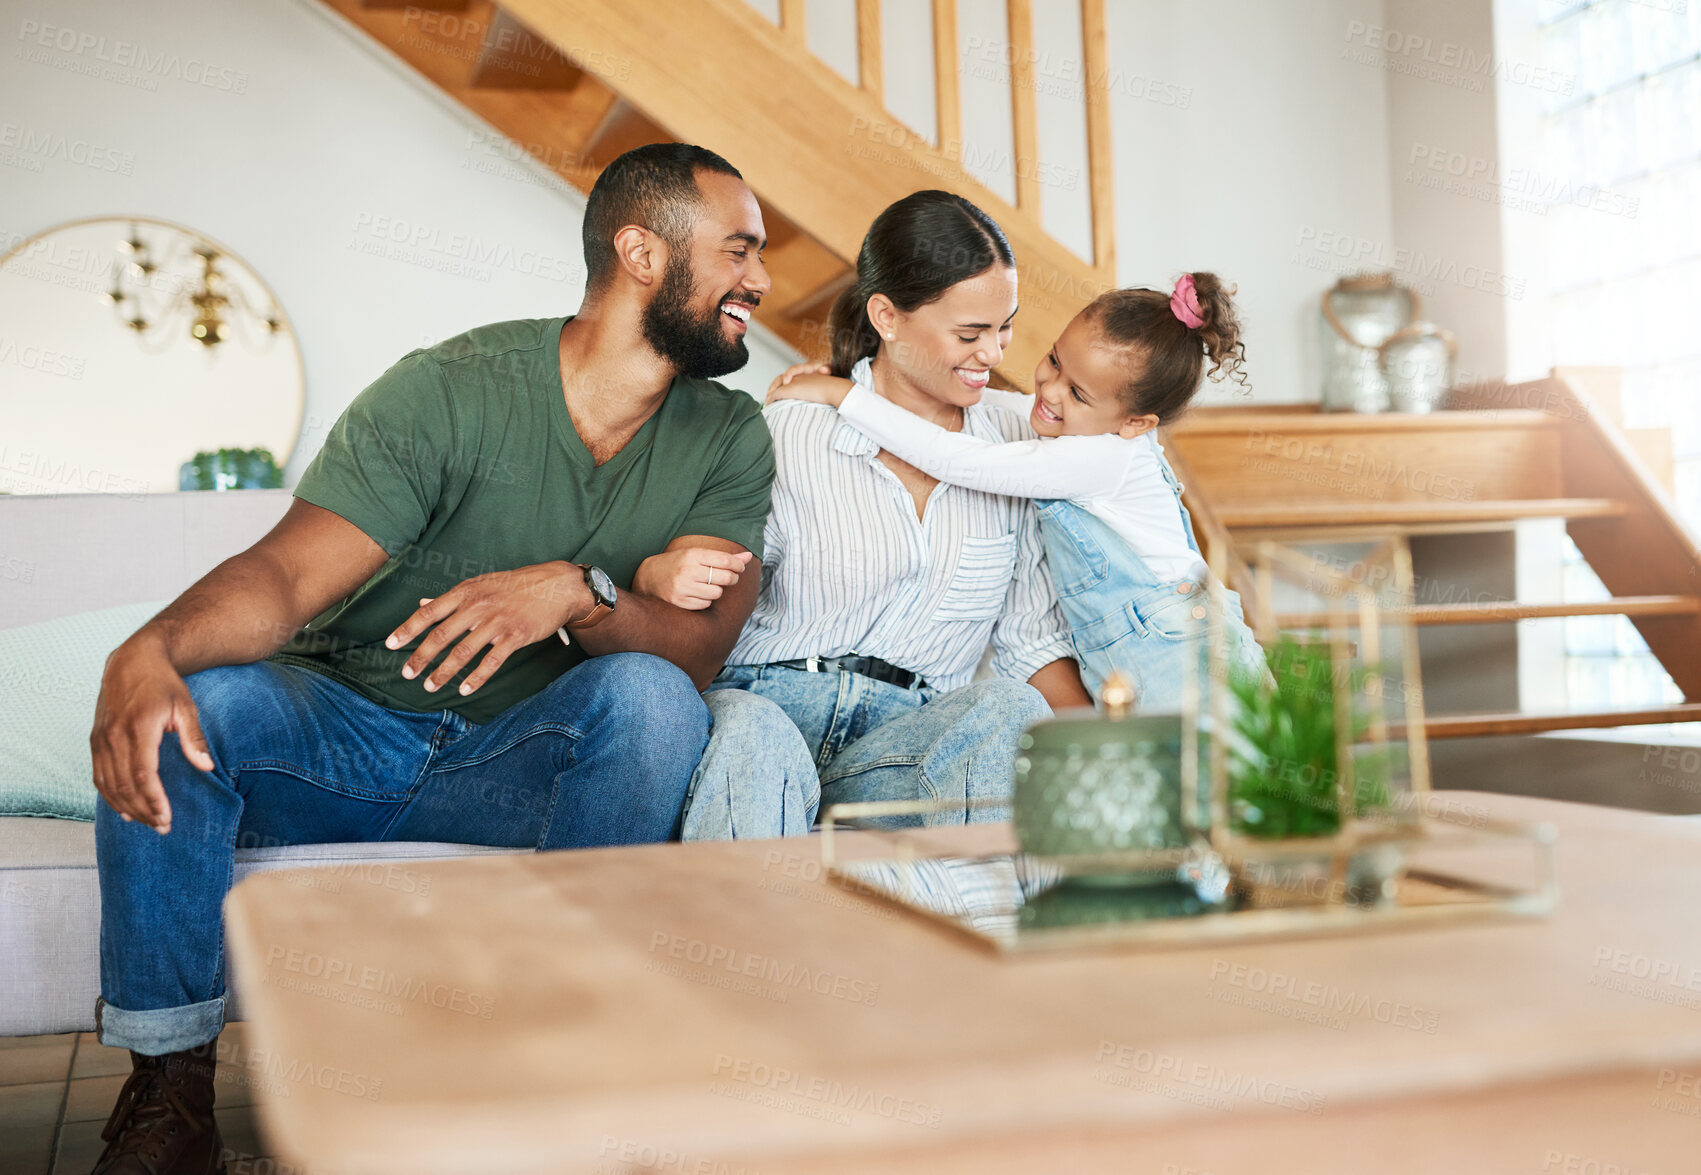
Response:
[557,564,617,646]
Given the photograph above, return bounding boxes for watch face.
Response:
[588,566,616,606]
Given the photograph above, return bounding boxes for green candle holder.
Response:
[1012,711,1194,860]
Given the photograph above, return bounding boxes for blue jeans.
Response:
[704,665,1050,828]
[95,652,708,1055]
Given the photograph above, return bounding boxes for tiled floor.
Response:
[0,1026,275,1175]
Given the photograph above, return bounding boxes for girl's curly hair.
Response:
[1085,272,1249,421]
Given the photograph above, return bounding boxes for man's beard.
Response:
[641,252,750,379]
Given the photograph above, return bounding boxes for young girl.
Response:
[768,273,1265,709]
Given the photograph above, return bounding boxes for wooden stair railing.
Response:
[1454,369,1701,703]
[318,0,1116,390]
[1165,370,1701,740]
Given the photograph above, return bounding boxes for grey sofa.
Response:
[0,490,522,1037]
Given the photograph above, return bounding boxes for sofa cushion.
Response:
[0,815,525,1037]
[0,600,166,820]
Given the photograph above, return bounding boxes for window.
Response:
[1560,535,1683,706]
[1539,0,1701,528]
[1535,0,1700,715]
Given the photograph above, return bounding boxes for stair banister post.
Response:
[857,0,883,102]
[1007,0,1040,214]
[932,0,961,148]
[780,0,805,44]
[1081,0,1115,280]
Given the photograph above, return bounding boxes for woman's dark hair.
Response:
[1085,273,1249,422]
[825,190,1015,376]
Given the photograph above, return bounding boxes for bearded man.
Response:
[83,143,814,1174]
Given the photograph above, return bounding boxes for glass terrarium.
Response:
[1209,537,1432,907]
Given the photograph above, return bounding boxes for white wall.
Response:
[1103,0,1396,405]
[867,0,1397,405]
[1492,0,1563,386]
[0,0,800,487]
[1381,0,1513,385]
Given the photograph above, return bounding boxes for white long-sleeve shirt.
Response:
[837,382,1201,581]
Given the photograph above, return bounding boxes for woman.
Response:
[652,191,1092,831]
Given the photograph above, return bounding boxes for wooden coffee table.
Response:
[224,792,1701,1174]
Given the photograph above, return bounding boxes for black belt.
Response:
[769,655,927,691]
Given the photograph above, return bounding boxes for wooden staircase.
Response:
[317,0,1115,391]
[1165,369,1701,740]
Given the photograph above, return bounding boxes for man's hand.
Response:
[83,500,390,835]
[572,535,760,690]
[765,362,833,403]
[634,547,753,611]
[90,633,215,834]
[386,561,590,696]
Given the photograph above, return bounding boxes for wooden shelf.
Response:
[1220,498,1627,531]
[1172,409,1563,435]
[1276,596,1701,628]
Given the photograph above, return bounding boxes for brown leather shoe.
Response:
[91,1041,226,1175]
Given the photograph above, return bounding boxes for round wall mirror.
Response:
[0,216,304,495]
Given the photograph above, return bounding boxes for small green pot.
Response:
[1013,712,1200,860]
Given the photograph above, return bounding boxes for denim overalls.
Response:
[1038,445,1266,710]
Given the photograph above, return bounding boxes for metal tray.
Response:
[819,799,1557,955]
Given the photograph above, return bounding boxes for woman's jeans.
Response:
[704,664,1050,828]
[95,653,714,1056]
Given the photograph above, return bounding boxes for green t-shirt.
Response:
[272,316,774,723]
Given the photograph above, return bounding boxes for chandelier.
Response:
[103,221,285,351]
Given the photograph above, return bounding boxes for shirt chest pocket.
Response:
[933,532,1019,623]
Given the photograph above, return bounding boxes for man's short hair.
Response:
[581,143,743,294]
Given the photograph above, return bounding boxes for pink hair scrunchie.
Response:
[1170,274,1205,329]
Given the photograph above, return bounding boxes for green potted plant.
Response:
[178,447,283,491]
[1225,635,1390,839]
[1224,634,1403,904]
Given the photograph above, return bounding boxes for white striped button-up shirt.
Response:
[728,365,1076,692]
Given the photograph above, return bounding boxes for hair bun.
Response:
[1185,272,1247,387]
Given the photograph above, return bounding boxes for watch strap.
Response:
[563,564,614,632]
[566,598,612,628]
